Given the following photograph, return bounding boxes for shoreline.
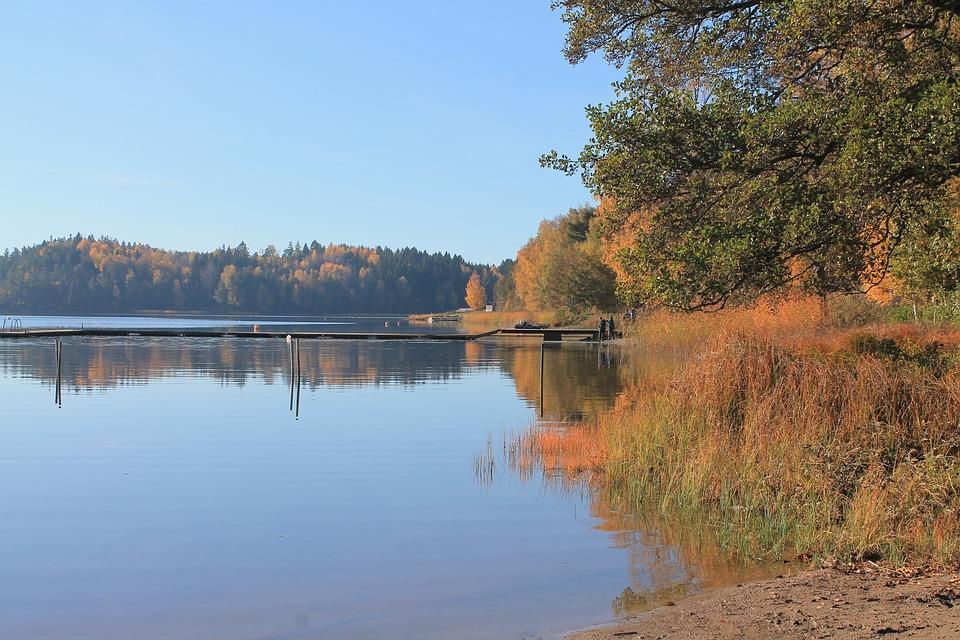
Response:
[567,566,960,639]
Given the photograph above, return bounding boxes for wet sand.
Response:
[570,566,960,639]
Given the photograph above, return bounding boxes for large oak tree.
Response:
[544,0,960,309]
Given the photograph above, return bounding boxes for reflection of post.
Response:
[55,339,62,408]
[539,341,544,419]
[295,339,302,419]
[295,356,302,419]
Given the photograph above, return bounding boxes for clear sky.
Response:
[0,1,618,264]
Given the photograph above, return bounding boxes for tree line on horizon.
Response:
[0,235,506,314]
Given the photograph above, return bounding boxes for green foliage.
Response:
[849,335,906,360]
[892,184,960,302]
[564,204,595,242]
[890,295,960,323]
[848,333,954,374]
[822,295,885,329]
[544,0,960,310]
[0,235,499,314]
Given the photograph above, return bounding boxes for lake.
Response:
[2,313,469,335]
[0,316,746,639]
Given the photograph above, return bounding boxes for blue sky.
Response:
[0,1,618,264]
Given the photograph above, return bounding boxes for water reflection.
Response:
[0,336,623,421]
[0,335,639,640]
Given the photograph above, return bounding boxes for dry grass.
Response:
[622,296,826,351]
[516,298,960,566]
[460,309,575,330]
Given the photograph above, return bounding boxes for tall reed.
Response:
[519,304,960,565]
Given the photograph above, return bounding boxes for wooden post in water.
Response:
[289,344,295,413]
[288,336,294,374]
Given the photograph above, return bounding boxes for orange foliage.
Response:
[513,221,554,310]
[465,272,486,310]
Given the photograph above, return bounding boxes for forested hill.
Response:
[0,236,503,314]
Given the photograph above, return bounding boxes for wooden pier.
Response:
[0,326,599,342]
[495,327,599,342]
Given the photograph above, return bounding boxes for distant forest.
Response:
[0,235,507,314]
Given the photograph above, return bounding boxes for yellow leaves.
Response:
[596,196,652,291]
[465,272,486,310]
[514,236,545,310]
[318,262,350,281]
[514,219,565,310]
[219,264,237,283]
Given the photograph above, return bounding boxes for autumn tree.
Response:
[465,272,487,310]
[511,206,618,312]
[514,219,562,310]
[492,259,519,309]
[544,0,960,309]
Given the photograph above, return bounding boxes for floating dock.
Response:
[0,327,599,342]
[495,327,599,342]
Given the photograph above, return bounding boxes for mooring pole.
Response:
[287,335,295,411]
[289,357,295,413]
[288,337,294,375]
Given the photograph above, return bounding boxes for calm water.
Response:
[0,320,732,639]
[3,313,467,335]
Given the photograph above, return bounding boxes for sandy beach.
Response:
[570,566,960,640]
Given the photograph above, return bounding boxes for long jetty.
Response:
[0,327,599,342]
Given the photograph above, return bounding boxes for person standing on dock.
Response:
[597,317,607,343]
[608,316,616,340]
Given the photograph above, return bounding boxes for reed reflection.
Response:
[497,381,783,621]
